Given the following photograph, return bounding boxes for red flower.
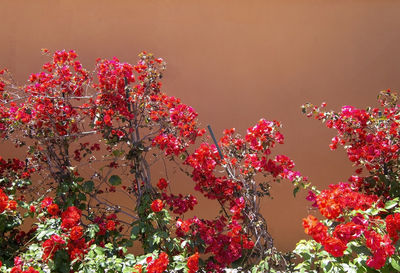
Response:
[364,230,395,269]
[0,188,9,213]
[323,237,347,257]
[106,220,115,231]
[147,252,169,273]
[67,238,87,261]
[10,266,22,273]
[187,252,199,273]
[41,197,53,209]
[303,215,328,244]
[151,199,164,213]
[157,178,168,190]
[42,239,56,261]
[47,203,59,216]
[176,218,191,237]
[366,249,388,270]
[14,256,23,266]
[42,235,65,261]
[29,205,36,213]
[133,264,143,273]
[103,114,112,126]
[61,206,82,229]
[332,222,364,244]
[386,213,400,243]
[243,238,255,249]
[7,200,17,210]
[22,267,39,273]
[69,225,84,240]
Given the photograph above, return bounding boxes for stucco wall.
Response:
[1,0,400,252]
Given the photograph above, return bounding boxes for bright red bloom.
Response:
[47,203,59,216]
[177,219,190,232]
[14,256,23,266]
[243,238,255,249]
[386,213,400,243]
[42,235,65,261]
[162,193,197,214]
[323,237,347,257]
[41,197,53,209]
[106,220,115,231]
[0,188,9,213]
[146,252,169,273]
[7,199,17,210]
[61,206,82,229]
[316,183,377,219]
[303,215,328,244]
[332,222,364,244]
[157,178,168,190]
[133,264,143,273]
[67,237,87,261]
[22,267,39,273]
[29,205,36,213]
[187,252,199,273]
[103,114,112,126]
[363,230,395,269]
[366,250,387,270]
[10,266,22,273]
[151,199,164,213]
[69,225,84,240]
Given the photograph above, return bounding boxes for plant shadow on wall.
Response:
[0,49,307,273]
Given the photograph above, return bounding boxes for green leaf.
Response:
[78,192,87,201]
[82,180,94,193]
[109,175,122,185]
[87,224,100,239]
[94,247,105,255]
[293,186,300,197]
[112,150,124,157]
[52,249,70,273]
[37,229,55,241]
[76,176,84,182]
[391,257,400,271]
[131,225,140,240]
[325,261,333,273]
[385,198,399,210]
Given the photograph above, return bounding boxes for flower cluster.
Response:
[298,91,400,271]
[187,252,199,273]
[146,252,169,273]
[0,188,17,213]
[0,49,306,272]
[303,90,400,196]
[316,183,377,219]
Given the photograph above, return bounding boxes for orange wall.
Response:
[1,0,400,252]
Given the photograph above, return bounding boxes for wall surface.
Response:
[1,0,400,252]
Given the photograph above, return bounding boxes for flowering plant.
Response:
[294,90,400,272]
[0,50,305,272]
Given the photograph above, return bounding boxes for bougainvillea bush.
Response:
[0,49,307,273]
[294,91,400,272]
